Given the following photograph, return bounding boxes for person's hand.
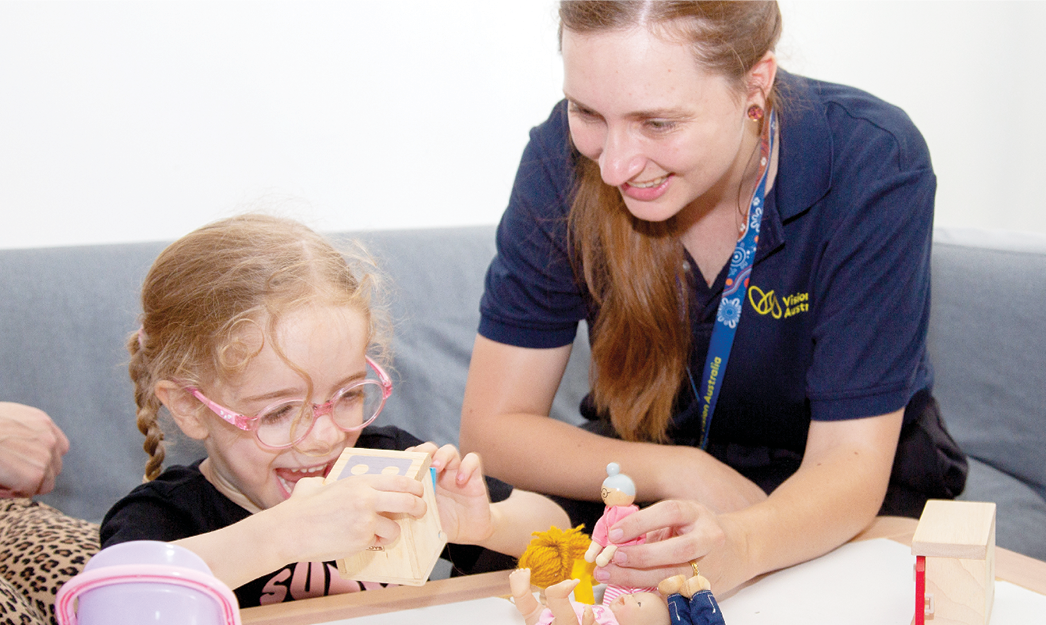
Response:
[0,402,70,497]
[407,442,494,546]
[591,498,746,594]
[270,472,426,564]
[174,470,428,590]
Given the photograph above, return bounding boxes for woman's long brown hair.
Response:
[561,1,782,442]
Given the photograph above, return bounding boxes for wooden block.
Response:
[911,500,995,625]
[323,448,447,586]
[912,500,996,559]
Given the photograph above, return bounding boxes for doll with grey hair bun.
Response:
[586,463,657,606]
[586,463,641,567]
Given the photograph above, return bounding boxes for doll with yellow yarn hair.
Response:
[518,525,596,601]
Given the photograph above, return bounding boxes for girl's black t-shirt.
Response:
[100,425,513,608]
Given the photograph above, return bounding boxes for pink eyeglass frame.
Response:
[184,356,392,449]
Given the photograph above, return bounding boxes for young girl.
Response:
[100,214,568,608]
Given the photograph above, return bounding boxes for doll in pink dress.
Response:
[585,463,643,567]
[585,463,657,605]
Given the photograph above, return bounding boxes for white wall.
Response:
[778,1,1046,238]
[1,1,1043,249]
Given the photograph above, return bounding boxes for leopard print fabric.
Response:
[0,499,99,625]
[0,577,45,625]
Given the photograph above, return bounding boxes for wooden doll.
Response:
[585,463,656,605]
[585,463,643,568]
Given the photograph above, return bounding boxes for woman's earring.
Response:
[747,104,764,122]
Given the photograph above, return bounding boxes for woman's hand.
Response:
[591,498,746,594]
[407,442,494,546]
[595,411,905,596]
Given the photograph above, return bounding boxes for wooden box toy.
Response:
[323,448,447,586]
[911,500,996,625]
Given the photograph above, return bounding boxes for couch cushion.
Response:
[960,457,1046,561]
[343,227,498,447]
[340,226,589,447]
[928,229,1046,559]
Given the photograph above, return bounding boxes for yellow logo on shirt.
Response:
[748,286,809,319]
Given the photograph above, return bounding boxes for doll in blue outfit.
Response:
[658,573,726,625]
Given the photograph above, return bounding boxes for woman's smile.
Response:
[621,174,672,201]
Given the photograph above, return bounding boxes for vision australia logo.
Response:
[748,286,810,319]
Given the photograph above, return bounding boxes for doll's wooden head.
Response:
[601,462,636,507]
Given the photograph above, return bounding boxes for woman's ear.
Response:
[154,380,210,440]
[747,50,778,109]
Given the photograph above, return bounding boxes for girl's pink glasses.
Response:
[184,356,392,449]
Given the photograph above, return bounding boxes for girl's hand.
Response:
[407,442,494,546]
[591,499,743,594]
[184,471,429,590]
[276,473,427,564]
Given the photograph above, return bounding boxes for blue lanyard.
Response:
[692,110,776,450]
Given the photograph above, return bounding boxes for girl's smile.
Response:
[273,462,336,498]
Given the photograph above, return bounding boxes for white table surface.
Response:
[314,539,1046,625]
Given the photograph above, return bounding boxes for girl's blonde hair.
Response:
[560,1,782,442]
[128,214,389,480]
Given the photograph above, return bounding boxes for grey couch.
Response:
[1,226,1043,561]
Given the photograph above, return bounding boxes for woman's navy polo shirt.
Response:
[479,71,935,462]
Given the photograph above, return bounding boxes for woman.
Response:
[459,1,966,594]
